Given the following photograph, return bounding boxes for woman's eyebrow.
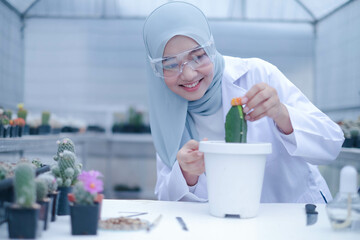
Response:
[162,45,202,61]
[162,56,176,64]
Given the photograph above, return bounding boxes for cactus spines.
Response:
[14,163,36,208]
[54,138,75,161]
[35,178,48,201]
[73,182,95,205]
[53,150,80,187]
[225,97,247,143]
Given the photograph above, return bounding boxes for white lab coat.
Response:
[155,56,344,203]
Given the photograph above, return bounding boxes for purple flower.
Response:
[78,170,103,194]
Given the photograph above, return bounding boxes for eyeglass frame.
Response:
[148,40,216,78]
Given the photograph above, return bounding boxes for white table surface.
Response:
[1,199,358,240]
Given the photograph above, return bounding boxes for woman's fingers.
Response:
[243,83,281,122]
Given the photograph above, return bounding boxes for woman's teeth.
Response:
[183,81,200,88]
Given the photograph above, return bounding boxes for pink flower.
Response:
[78,170,103,194]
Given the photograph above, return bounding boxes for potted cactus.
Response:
[67,170,103,235]
[7,163,40,239]
[35,177,50,230]
[17,103,29,136]
[51,138,81,215]
[199,97,272,218]
[38,173,59,222]
[39,111,51,135]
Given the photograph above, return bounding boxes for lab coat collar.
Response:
[223,56,249,83]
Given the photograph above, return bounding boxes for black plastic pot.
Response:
[37,199,50,230]
[38,125,51,135]
[70,203,99,235]
[23,125,30,135]
[57,186,72,215]
[7,205,40,239]
[0,125,4,138]
[2,125,10,138]
[9,126,18,138]
[48,191,59,222]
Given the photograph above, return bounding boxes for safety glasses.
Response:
[148,40,215,78]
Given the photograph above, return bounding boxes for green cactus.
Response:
[38,173,58,193]
[14,163,36,208]
[225,97,247,143]
[73,181,96,205]
[41,111,51,125]
[53,150,80,187]
[17,110,27,121]
[0,162,13,180]
[54,138,75,161]
[32,158,42,168]
[35,178,48,201]
[4,110,12,120]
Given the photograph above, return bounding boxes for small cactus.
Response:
[225,97,247,143]
[41,111,51,126]
[0,162,14,180]
[54,138,75,161]
[17,103,27,121]
[52,150,80,187]
[14,163,36,208]
[73,181,96,205]
[38,173,58,193]
[35,178,48,201]
[32,158,42,168]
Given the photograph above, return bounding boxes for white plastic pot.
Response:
[199,141,272,218]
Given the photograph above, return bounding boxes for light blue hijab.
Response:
[143,2,225,169]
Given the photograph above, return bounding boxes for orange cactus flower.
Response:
[231,97,242,106]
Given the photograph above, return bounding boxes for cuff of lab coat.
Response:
[171,161,207,202]
[272,105,297,154]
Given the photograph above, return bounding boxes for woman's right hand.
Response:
[177,139,205,186]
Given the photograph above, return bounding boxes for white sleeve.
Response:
[154,153,208,202]
[268,64,344,165]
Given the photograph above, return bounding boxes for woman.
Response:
[143,2,344,203]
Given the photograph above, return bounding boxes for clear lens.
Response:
[149,40,215,78]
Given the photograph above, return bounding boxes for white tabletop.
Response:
[1,199,358,240]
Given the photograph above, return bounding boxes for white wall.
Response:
[24,18,314,128]
[0,2,23,109]
[315,0,360,121]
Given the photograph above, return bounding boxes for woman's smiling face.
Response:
[162,35,214,101]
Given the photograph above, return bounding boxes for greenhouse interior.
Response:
[0,0,360,238]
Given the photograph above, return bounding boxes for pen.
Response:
[176,216,188,231]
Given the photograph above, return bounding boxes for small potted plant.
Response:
[199,97,272,218]
[7,163,40,239]
[38,173,59,222]
[51,138,81,215]
[35,177,50,230]
[14,117,26,137]
[39,111,51,135]
[68,170,104,235]
[17,103,29,136]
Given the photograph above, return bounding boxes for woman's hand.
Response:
[242,82,293,134]
[177,139,205,186]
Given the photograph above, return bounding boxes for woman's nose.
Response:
[180,63,197,80]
